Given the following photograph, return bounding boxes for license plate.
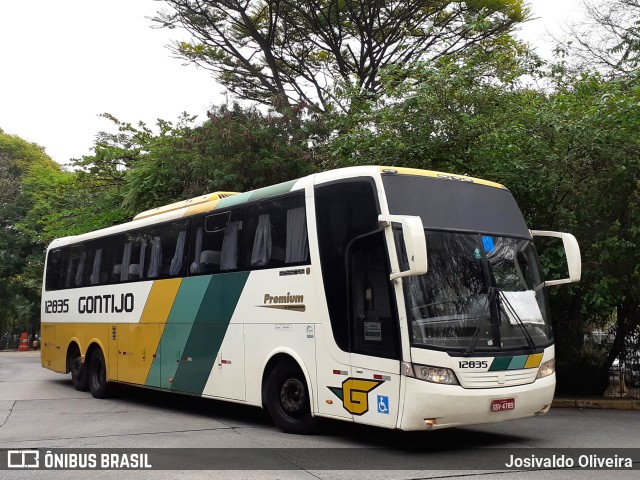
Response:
[491,398,515,412]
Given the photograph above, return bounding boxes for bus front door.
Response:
[347,232,401,428]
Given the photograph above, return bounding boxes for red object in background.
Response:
[18,331,30,351]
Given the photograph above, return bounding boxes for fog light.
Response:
[535,404,551,415]
[424,418,438,428]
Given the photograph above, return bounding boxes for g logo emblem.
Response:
[328,378,383,415]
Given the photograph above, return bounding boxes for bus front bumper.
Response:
[399,374,555,431]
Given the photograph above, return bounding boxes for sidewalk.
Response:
[552,397,640,410]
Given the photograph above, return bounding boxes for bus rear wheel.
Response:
[88,349,112,399]
[266,360,318,434]
[70,352,89,392]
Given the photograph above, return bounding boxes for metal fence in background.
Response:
[0,332,20,351]
[604,326,640,400]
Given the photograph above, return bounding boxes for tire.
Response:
[88,348,112,399]
[70,351,89,392]
[265,360,318,434]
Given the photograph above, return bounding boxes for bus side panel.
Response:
[244,323,317,408]
[40,323,60,371]
[231,268,319,408]
[146,273,250,393]
[201,323,246,400]
[117,323,160,385]
[54,323,110,373]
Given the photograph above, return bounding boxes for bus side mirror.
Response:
[379,214,428,281]
[531,230,581,286]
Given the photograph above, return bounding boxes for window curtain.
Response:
[139,240,147,278]
[75,251,87,287]
[64,256,74,288]
[90,249,102,285]
[192,227,203,274]
[285,207,308,263]
[251,214,272,267]
[148,236,162,278]
[220,221,239,271]
[169,230,187,276]
[120,242,132,281]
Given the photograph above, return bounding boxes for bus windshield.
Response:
[404,231,552,352]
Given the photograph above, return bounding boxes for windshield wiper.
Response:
[498,291,537,350]
[463,287,496,356]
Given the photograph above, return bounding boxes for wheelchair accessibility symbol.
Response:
[377,395,389,414]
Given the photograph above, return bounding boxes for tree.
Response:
[0,130,59,338]
[558,0,640,75]
[124,103,328,212]
[156,0,528,113]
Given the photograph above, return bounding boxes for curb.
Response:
[552,398,640,410]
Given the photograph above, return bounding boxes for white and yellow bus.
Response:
[41,166,581,434]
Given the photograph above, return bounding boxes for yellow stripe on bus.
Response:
[140,278,183,325]
[380,166,505,189]
[525,353,544,369]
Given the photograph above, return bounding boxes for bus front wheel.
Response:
[266,360,318,434]
[88,349,112,399]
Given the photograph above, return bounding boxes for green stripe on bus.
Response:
[248,180,297,201]
[216,191,252,209]
[488,356,512,371]
[145,276,212,388]
[508,355,528,370]
[171,271,250,394]
[215,180,297,210]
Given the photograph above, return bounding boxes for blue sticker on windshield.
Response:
[482,236,495,252]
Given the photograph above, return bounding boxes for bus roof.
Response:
[48,166,505,248]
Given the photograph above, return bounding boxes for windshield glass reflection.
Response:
[403,232,552,352]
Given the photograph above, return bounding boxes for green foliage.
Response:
[0,132,58,335]
[121,104,328,212]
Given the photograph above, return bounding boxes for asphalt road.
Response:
[1,351,639,479]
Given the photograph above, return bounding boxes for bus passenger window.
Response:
[190,212,230,275]
[243,193,307,270]
[45,249,65,291]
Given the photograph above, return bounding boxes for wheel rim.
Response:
[279,378,306,417]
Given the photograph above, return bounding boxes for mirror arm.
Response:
[378,214,428,281]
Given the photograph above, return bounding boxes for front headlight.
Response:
[536,358,555,379]
[409,363,459,385]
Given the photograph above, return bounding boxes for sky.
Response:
[0,0,586,166]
